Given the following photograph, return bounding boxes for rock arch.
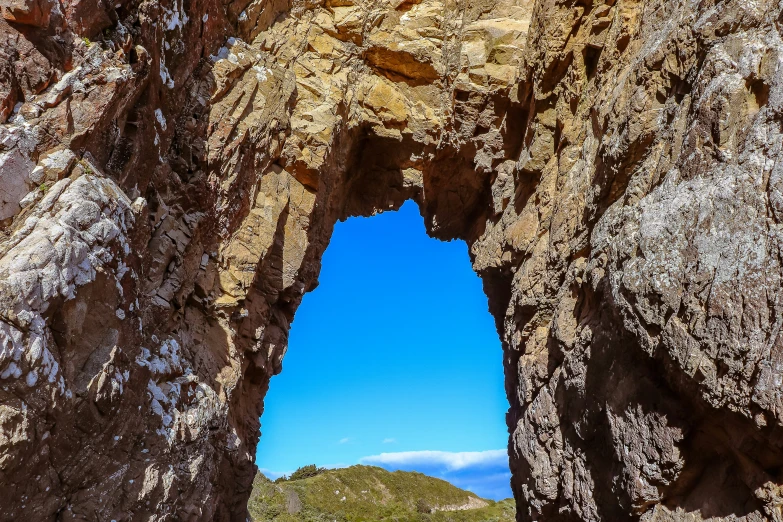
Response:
[1,0,783,520]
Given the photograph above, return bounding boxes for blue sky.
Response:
[256,201,512,500]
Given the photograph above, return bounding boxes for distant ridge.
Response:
[248,465,515,521]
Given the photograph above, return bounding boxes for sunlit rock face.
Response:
[1,0,783,520]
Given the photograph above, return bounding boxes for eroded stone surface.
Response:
[0,0,782,520]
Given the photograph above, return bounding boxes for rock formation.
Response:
[1,0,782,520]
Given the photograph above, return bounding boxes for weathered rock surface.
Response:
[0,0,782,520]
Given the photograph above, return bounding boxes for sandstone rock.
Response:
[62,0,113,36]
[1,0,51,27]
[1,0,783,520]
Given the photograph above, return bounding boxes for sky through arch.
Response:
[255,201,512,500]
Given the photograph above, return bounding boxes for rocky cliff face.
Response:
[1,0,782,520]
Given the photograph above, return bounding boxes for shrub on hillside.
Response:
[415,499,432,514]
[277,464,327,482]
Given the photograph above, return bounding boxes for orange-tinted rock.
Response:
[1,0,51,27]
[2,0,783,521]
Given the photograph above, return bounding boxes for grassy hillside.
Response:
[248,465,515,522]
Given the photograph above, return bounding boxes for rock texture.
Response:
[1,0,782,520]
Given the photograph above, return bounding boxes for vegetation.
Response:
[81,161,94,175]
[277,465,328,482]
[248,465,515,522]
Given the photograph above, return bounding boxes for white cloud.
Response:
[382,438,397,444]
[338,437,351,444]
[359,450,511,500]
[260,451,512,500]
[360,450,507,471]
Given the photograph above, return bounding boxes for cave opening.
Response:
[254,200,512,503]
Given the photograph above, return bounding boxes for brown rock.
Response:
[1,0,783,521]
[1,0,50,27]
[63,0,112,36]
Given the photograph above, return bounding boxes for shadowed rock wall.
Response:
[1,0,782,520]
